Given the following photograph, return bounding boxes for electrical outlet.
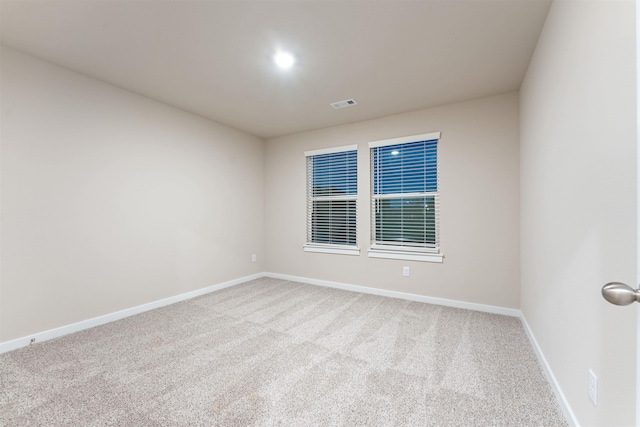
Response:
[403,266,410,277]
[251,254,257,262]
[588,369,598,406]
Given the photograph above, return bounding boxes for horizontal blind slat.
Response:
[307,149,358,247]
[371,137,439,250]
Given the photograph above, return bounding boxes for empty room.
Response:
[0,0,637,425]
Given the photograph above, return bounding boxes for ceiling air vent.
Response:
[330,98,357,109]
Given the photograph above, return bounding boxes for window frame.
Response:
[303,144,360,256]
[368,132,443,263]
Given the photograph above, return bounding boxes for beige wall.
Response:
[520,1,636,425]
[265,92,520,309]
[0,47,265,342]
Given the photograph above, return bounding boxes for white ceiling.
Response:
[1,0,551,139]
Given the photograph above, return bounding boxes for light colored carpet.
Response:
[0,277,566,426]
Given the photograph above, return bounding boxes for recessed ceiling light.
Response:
[274,51,295,69]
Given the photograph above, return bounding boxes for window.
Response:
[369,132,442,262]
[304,145,359,255]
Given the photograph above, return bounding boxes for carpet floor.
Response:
[0,277,567,426]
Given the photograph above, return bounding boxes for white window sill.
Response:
[304,245,360,256]
[368,249,443,263]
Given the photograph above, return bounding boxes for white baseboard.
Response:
[264,272,521,317]
[0,273,263,354]
[520,314,579,427]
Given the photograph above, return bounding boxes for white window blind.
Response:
[369,133,440,257]
[305,145,358,254]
